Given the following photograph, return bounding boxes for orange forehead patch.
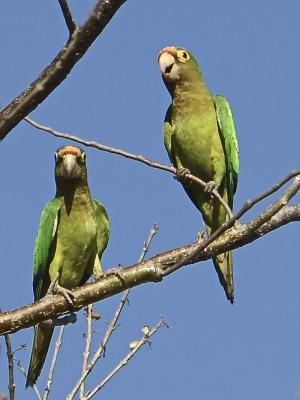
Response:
[158,46,177,60]
[58,146,81,157]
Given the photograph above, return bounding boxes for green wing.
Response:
[33,199,61,301]
[163,105,176,165]
[93,200,110,261]
[214,95,239,207]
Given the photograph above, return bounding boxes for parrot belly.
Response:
[49,200,97,288]
[173,114,225,183]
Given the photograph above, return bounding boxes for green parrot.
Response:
[158,46,239,303]
[26,145,110,387]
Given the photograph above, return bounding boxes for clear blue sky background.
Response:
[1,1,300,399]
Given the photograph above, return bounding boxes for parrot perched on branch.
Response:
[26,145,110,387]
[158,46,239,303]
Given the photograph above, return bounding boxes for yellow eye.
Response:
[177,50,190,63]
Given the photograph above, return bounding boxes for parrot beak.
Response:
[158,47,179,81]
[62,154,79,178]
[159,52,175,74]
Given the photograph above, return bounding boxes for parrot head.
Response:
[158,46,201,94]
[55,145,87,181]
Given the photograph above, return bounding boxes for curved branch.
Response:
[0,202,299,336]
[25,117,233,218]
[0,0,126,140]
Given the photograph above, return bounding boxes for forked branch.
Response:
[0,176,300,336]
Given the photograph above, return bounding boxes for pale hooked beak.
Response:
[159,52,175,74]
[158,47,179,81]
[62,154,78,178]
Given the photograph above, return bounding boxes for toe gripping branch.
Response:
[204,180,218,194]
[174,168,191,182]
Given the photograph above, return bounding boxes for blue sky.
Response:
[1,1,300,399]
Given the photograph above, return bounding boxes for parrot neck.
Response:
[172,78,211,115]
[55,178,92,215]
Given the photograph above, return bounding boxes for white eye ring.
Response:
[54,152,58,161]
[82,152,86,162]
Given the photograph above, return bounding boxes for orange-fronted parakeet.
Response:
[158,46,239,302]
[26,145,109,387]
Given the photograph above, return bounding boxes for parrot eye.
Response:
[54,152,58,161]
[81,152,86,162]
[177,50,190,63]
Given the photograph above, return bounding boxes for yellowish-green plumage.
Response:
[159,46,239,302]
[26,145,109,387]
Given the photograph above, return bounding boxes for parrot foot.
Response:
[174,167,191,182]
[55,285,75,306]
[48,274,75,306]
[204,180,217,194]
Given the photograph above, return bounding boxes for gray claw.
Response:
[55,285,75,306]
[174,168,191,182]
[47,273,75,306]
[204,180,217,194]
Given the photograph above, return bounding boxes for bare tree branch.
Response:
[79,306,93,399]
[43,326,65,400]
[4,334,15,400]
[0,0,127,140]
[58,0,77,35]
[67,224,159,400]
[25,116,233,218]
[0,179,299,337]
[84,317,168,399]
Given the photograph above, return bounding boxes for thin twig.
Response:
[24,117,233,219]
[67,224,159,400]
[242,176,300,231]
[4,334,15,400]
[84,317,168,399]
[80,305,93,399]
[233,169,300,218]
[137,224,159,263]
[43,326,65,400]
[16,361,42,400]
[58,0,77,35]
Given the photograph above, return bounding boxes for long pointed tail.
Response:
[213,251,234,303]
[26,324,54,387]
[205,222,234,303]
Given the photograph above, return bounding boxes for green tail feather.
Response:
[213,251,234,303]
[26,325,54,387]
[205,222,234,303]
